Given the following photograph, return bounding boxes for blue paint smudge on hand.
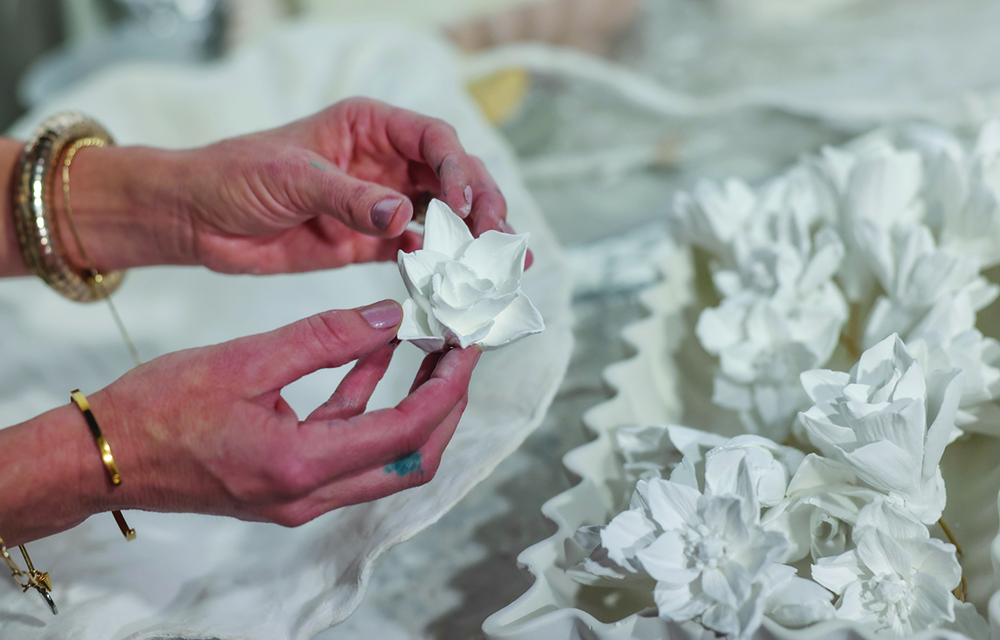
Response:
[310,160,328,170]
[385,452,422,477]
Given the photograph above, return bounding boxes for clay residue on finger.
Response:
[385,451,422,476]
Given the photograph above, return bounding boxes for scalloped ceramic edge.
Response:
[483,247,1000,640]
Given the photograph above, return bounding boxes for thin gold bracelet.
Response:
[0,535,56,614]
[70,390,136,541]
[62,138,142,365]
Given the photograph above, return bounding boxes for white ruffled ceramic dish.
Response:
[483,247,1000,640]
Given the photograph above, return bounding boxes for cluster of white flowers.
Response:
[572,122,1000,639]
[671,173,848,440]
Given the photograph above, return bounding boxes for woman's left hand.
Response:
[172,97,515,274]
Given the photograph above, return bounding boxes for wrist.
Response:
[57,144,198,271]
[0,138,30,277]
[0,404,111,545]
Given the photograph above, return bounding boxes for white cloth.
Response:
[0,23,573,640]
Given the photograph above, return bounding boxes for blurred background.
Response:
[5,0,1000,246]
[6,2,1000,638]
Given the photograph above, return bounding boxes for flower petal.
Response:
[476,292,544,350]
[601,509,658,567]
[908,572,956,630]
[397,298,447,353]
[636,531,698,587]
[645,479,701,530]
[856,529,911,578]
[812,549,865,595]
[459,229,528,288]
[398,249,450,304]
[423,199,474,257]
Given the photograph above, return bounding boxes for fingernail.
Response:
[461,185,473,216]
[360,300,403,329]
[372,198,403,230]
[473,345,483,365]
[498,219,515,234]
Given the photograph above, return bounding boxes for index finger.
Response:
[384,108,478,218]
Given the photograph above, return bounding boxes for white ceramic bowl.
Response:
[483,248,1000,640]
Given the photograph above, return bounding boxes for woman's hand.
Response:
[95,299,479,526]
[0,300,480,544]
[2,99,525,279]
[172,98,517,274]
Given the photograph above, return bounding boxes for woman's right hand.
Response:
[52,300,478,534]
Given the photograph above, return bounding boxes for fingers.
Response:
[292,346,481,483]
[384,108,479,218]
[465,155,535,269]
[238,300,403,394]
[466,155,507,237]
[409,351,443,394]
[306,340,399,422]
[273,395,469,526]
[300,158,415,237]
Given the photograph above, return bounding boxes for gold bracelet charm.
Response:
[0,536,56,615]
[70,390,136,541]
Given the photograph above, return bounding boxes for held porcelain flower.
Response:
[397,199,544,352]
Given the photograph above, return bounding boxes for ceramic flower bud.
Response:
[397,199,544,352]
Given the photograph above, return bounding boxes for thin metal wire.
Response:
[61,139,143,367]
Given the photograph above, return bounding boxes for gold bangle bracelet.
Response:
[13,113,125,302]
[0,535,56,615]
[70,389,136,541]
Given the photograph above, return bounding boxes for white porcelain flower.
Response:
[703,435,805,509]
[696,209,848,440]
[858,224,992,348]
[908,317,1000,433]
[806,141,924,301]
[798,334,963,523]
[918,120,1000,270]
[633,475,790,640]
[762,454,881,563]
[613,424,727,490]
[811,526,962,637]
[397,199,544,352]
[575,454,819,640]
[669,178,756,266]
[700,291,846,440]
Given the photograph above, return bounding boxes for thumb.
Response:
[300,160,414,236]
[241,299,404,393]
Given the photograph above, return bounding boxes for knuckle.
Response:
[260,445,317,499]
[429,120,458,139]
[418,452,441,483]
[304,312,354,356]
[480,190,507,211]
[330,181,370,221]
[400,429,431,461]
[271,505,316,529]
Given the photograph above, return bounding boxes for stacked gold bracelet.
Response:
[13,112,124,301]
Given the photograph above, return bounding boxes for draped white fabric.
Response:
[0,23,573,640]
